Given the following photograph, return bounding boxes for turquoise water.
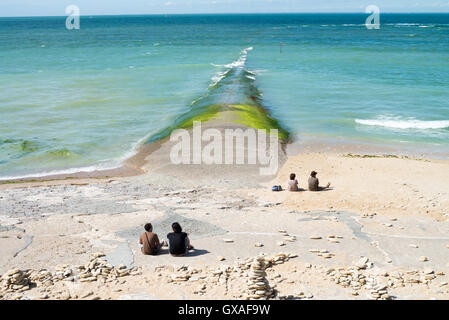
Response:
[1,14,448,179]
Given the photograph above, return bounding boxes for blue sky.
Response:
[1,0,449,17]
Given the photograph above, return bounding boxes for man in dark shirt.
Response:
[308,171,331,191]
[139,223,163,255]
[167,222,194,256]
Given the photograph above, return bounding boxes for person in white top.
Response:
[288,173,299,191]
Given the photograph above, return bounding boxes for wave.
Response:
[355,118,449,130]
[0,163,122,181]
[208,46,254,90]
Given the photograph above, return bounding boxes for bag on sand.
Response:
[272,185,282,192]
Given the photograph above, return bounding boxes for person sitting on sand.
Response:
[167,222,194,257]
[139,223,164,256]
[288,173,299,192]
[308,171,331,191]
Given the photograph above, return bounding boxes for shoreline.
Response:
[1,132,448,187]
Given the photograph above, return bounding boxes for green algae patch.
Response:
[47,149,76,158]
[177,104,223,129]
[228,104,289,141]
[145,104,223,144]
[145,103,290,144]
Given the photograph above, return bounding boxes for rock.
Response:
[355,257,369,269]
[217,256,226,261]
[309,236,322,240]
[277,241,286,247]
[223,239,234,243]
[91,252,106,259]
[423,268,434,275]
[81,291,94,298]
[419,256,429,262]
[254,243,264,247]
[409,244,419,248]
[60,292,71,300]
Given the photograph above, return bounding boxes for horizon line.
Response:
[1,11,449,18]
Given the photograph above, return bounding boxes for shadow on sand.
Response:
[156,248,210,257]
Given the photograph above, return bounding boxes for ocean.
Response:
[1,14,448,179]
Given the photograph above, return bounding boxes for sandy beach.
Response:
[1,141,449,300]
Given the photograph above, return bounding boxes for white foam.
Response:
[209,47,254,88]
[355,118,449,130]
[0,163,121,181]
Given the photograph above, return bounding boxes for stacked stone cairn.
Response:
[244,255,276,300]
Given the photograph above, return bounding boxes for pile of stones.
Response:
[167,265,205,285]
[77,253,140,283]
[0,252,141,299]
[244,255,276,300]
[322,255,448,300]
[0,269,32,293]
[364,277,391,300]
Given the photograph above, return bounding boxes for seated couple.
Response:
[288,171,331,192]
[138,222,194,257]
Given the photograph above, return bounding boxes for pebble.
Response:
[409,244,419,248]
[423,268,434,275]
[309,236,322,240]
[254,243,264,247]
[223,239,234,243]
[277,241,286,247]
[81,291,94,298]
[419,256,429,262]
[217,256,226,261]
